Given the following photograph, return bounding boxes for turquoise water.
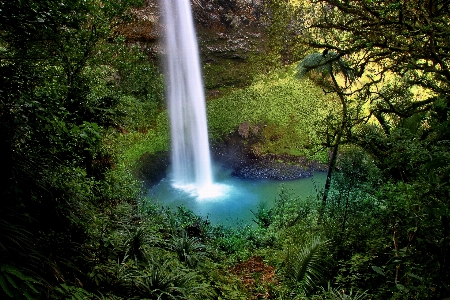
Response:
[147,164,326,227]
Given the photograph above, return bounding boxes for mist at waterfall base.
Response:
[148,168,326,227]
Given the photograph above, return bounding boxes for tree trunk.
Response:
[318,71,347,222]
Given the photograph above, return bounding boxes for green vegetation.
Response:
[207,66,339,160]
[1,0,449,299]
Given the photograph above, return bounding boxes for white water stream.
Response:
[160,0,223,199]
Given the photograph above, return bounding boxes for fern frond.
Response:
[284,236,329,293]
[297,51,355,83]
[320,282,369,300]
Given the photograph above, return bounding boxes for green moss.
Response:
[202,50,278,93]
[207,65,339,161]
[106,111,170,170]
[203,59,256,90]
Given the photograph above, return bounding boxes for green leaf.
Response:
[2,265,34,282]
[23,289,37,300]
[24,280,39,293]
[408,272,422,280]
[0,274,14,297]
[371,265,385,276]
[5,274,19,290]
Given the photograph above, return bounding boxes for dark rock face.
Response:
[134,151,169,187]
[193,0,267,61]
[212,122,327,181]
[123,0,268,61]
[137,123,326,185]
[231,160,312,180]
[212,131,257,171]
[193,0,265,29]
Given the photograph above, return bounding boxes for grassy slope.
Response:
[207,65,339,161]
[107,112,169,166]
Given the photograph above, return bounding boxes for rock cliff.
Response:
[119,0,270,89]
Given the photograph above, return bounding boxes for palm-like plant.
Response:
[297,51,354,83]
[134,259,186,299]
[123,225,155,261]
[284,236,329,295]
[318,282,369,300]
[133,258,214,300]
[170,232,205,268]
[0,218,44,299]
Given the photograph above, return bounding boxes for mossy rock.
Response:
[134,151,169,187]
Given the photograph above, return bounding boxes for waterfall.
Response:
[160,0,215,197]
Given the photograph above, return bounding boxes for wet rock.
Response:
[121,0,267,61]
[212,123,327,181]
[238,121,251,138]
[212,131,257,170]
[232,160,313,180]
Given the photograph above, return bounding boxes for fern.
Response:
[123,225,153,261]
[53,283,92,300]
[0,265,39,300]
[284,236,329,294]
[170,232,205,268]
[133,258,214,299]
[319,282,369,300]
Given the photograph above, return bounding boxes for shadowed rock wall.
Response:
[119,1,269,82]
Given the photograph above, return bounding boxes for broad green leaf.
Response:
[371,265,385,276]
[2,265,34,282]
[23,289,37,300]
[408,272,422,280]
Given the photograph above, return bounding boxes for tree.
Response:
[297,51,357,215]
[302,0,450,189]
[0,0,148,297]
[302,0,450,296]
[306,0,450,125]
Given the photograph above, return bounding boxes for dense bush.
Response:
[1,0,449,299]
[0,0,164,298]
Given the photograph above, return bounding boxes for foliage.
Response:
[0,265,39,300]
[306,0,449,128]
[170,232,206,268]
[251,204,274,228]
[265,0,311,65]
[0,0,166,297]
[270,185,318,229]
[293,2,450,297]
[314,282,368,300]
[133,257,215,300]
[1,0,450,299]
[207,65,339,160]
[53,284,93,300]
[297,51,354,83]
[283,236,330,296]
[324,150,382,245]
[296,48,362,213]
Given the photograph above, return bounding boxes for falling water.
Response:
[160,0,219,199]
